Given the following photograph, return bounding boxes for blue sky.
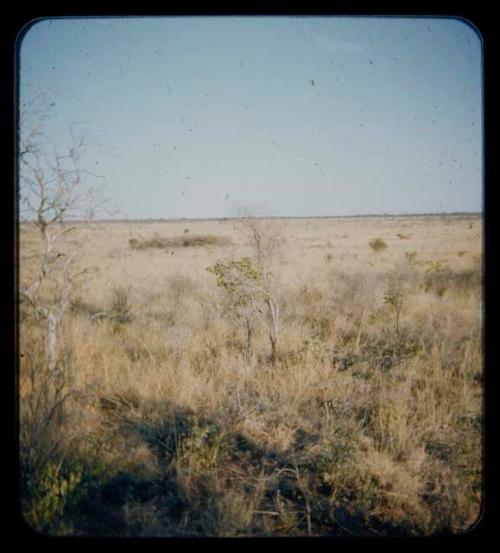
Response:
[19,16,483,219]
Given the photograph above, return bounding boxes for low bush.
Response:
[423,264,481,297]
[369,238,387,252]
[129,234,232,250]
[110,286,134,325]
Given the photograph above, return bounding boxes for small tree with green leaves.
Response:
[207,257,280,362]
[235,212,284,360]
[383,276,406,342]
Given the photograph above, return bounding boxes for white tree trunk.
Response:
[46,310,58,373]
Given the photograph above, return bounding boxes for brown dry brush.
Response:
[18,217,482,534]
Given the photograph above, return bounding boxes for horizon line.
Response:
[19,211,483,224]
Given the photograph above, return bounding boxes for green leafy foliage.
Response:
[21,458,105,533]
[207,257,263,310]
[177,416,229,473]
[207,257,262,292]
[369,238,388,252]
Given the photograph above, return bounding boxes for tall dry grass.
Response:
[18,216,483,536]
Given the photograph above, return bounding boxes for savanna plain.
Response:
[19,214,483,536]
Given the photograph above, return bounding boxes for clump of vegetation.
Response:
[405,251,417,263]
[423,262,481,298]
[21,458,106,534]
[369,238,388,252]
[208,257,263,295]
[110,286,134,326]
[129,234,232,250]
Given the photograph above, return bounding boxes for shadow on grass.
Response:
[40,397,428,537]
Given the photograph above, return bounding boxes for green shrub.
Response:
[177,417,229,473]
[21,458,105,534]
[369,238,387,252]
[207,257,262,297]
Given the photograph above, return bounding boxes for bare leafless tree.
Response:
[18,93,117,478]
[19,92,108,375]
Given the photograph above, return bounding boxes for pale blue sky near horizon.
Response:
[19,16,483,219]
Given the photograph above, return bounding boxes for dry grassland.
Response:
[19,214,483,536]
